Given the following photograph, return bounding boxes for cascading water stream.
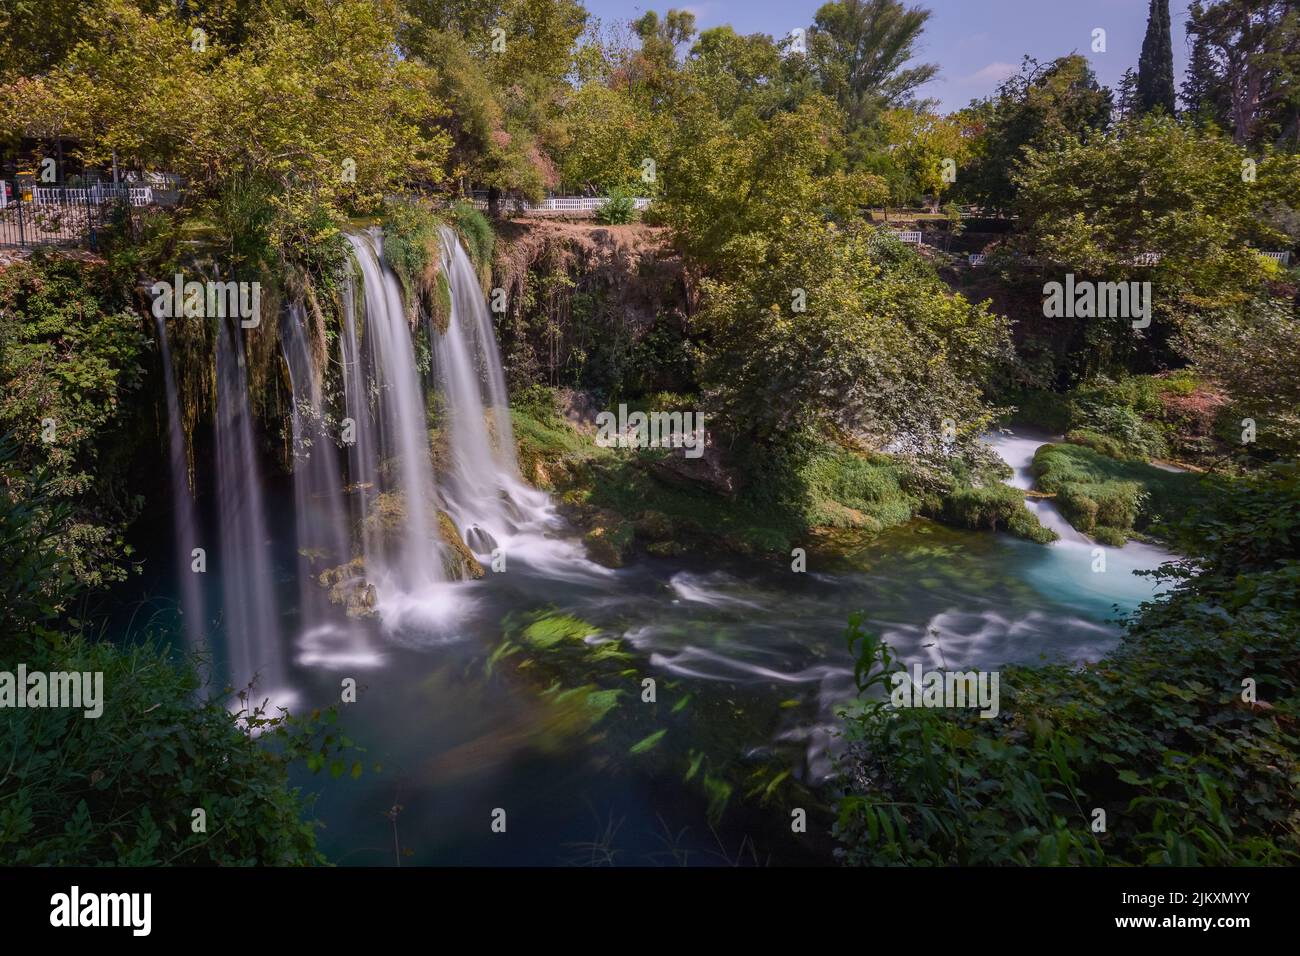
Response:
[155,315,205,648]
[281,305,379,668]
[983,429,1175,610]
[345,229,470,630]
[214,317,295,710]
[339,269,380,562]
[434,226,603,579]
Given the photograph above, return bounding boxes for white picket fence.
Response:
[1263,250,1292,266]
[32,184,154,207]
[968,253,987,266]
[468,195,653,215]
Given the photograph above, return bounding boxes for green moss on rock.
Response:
[438,510,484,580]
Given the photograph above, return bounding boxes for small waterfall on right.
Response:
[344,229,469,631]
[984,429,1174,612]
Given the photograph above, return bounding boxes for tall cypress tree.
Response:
[1137,0,1177,114]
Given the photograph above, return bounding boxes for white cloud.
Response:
[967,61,1019,85]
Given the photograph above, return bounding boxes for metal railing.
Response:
[466,194,653,216]
[0,182,134,247]
[31,184,154,207]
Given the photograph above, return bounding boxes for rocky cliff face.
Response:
[491,220,693,397]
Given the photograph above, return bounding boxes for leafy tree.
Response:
[960,55,1112,213]
[807,0,938,126]
[633,8,697,70]
[1136,0,1177,115]
[402,0,586,85]
[1010,116,1295,375]
[555,81,657,193]
[1114,68,1139,122]
[400,0,585,209]
[409,27,553,205]
[0,254,147,590]
[3,1,451,256]
[1184,0,1300,146]
[1013,116,1286,295]
[1183,298,1300,456]
[879,107,969,208]
[0,0,107,79]
[654,92,885,270]
[696,218,1010,450]
[1181,17,1233,126]
[685,26,788,120]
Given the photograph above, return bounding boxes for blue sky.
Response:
[583,0,1196,112]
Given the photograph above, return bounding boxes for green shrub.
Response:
[939,482,1057,543]
[1064,428,1131,460]
[775,444,916,533]
[1032,442,1204,541]
[0,258,148,590]
[1065,376,1172,459]
[450,200,494,268]
[0,637,342,866]
[595,186,637,225]
[1055,480,1144,533]
[381,198,440,307]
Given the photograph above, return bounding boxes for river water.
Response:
[201,429,1168,866]
[146,230,1176,864]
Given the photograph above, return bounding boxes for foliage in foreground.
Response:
[0,253,148,591]
[0,438,347,865]
[834,464,1300,865]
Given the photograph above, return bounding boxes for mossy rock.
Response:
[582,512,634,568]
[1065,428,1132,461]
[428,426,453,476]
[935,482,1056,544]
[429,271,451,335]
[633,509,675,541]
[318,558,379,618]
[520,612,598,648]
[363,491,408,549]
[438,510,484,580]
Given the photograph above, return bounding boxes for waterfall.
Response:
[345,229,468,630]
[281,305,379,668]
[983,429,1173,609]
[155,315,205,648]
[214,317,295,710]
[162,224,599,683]
[433,226,602,578]
[339,270,380,562]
